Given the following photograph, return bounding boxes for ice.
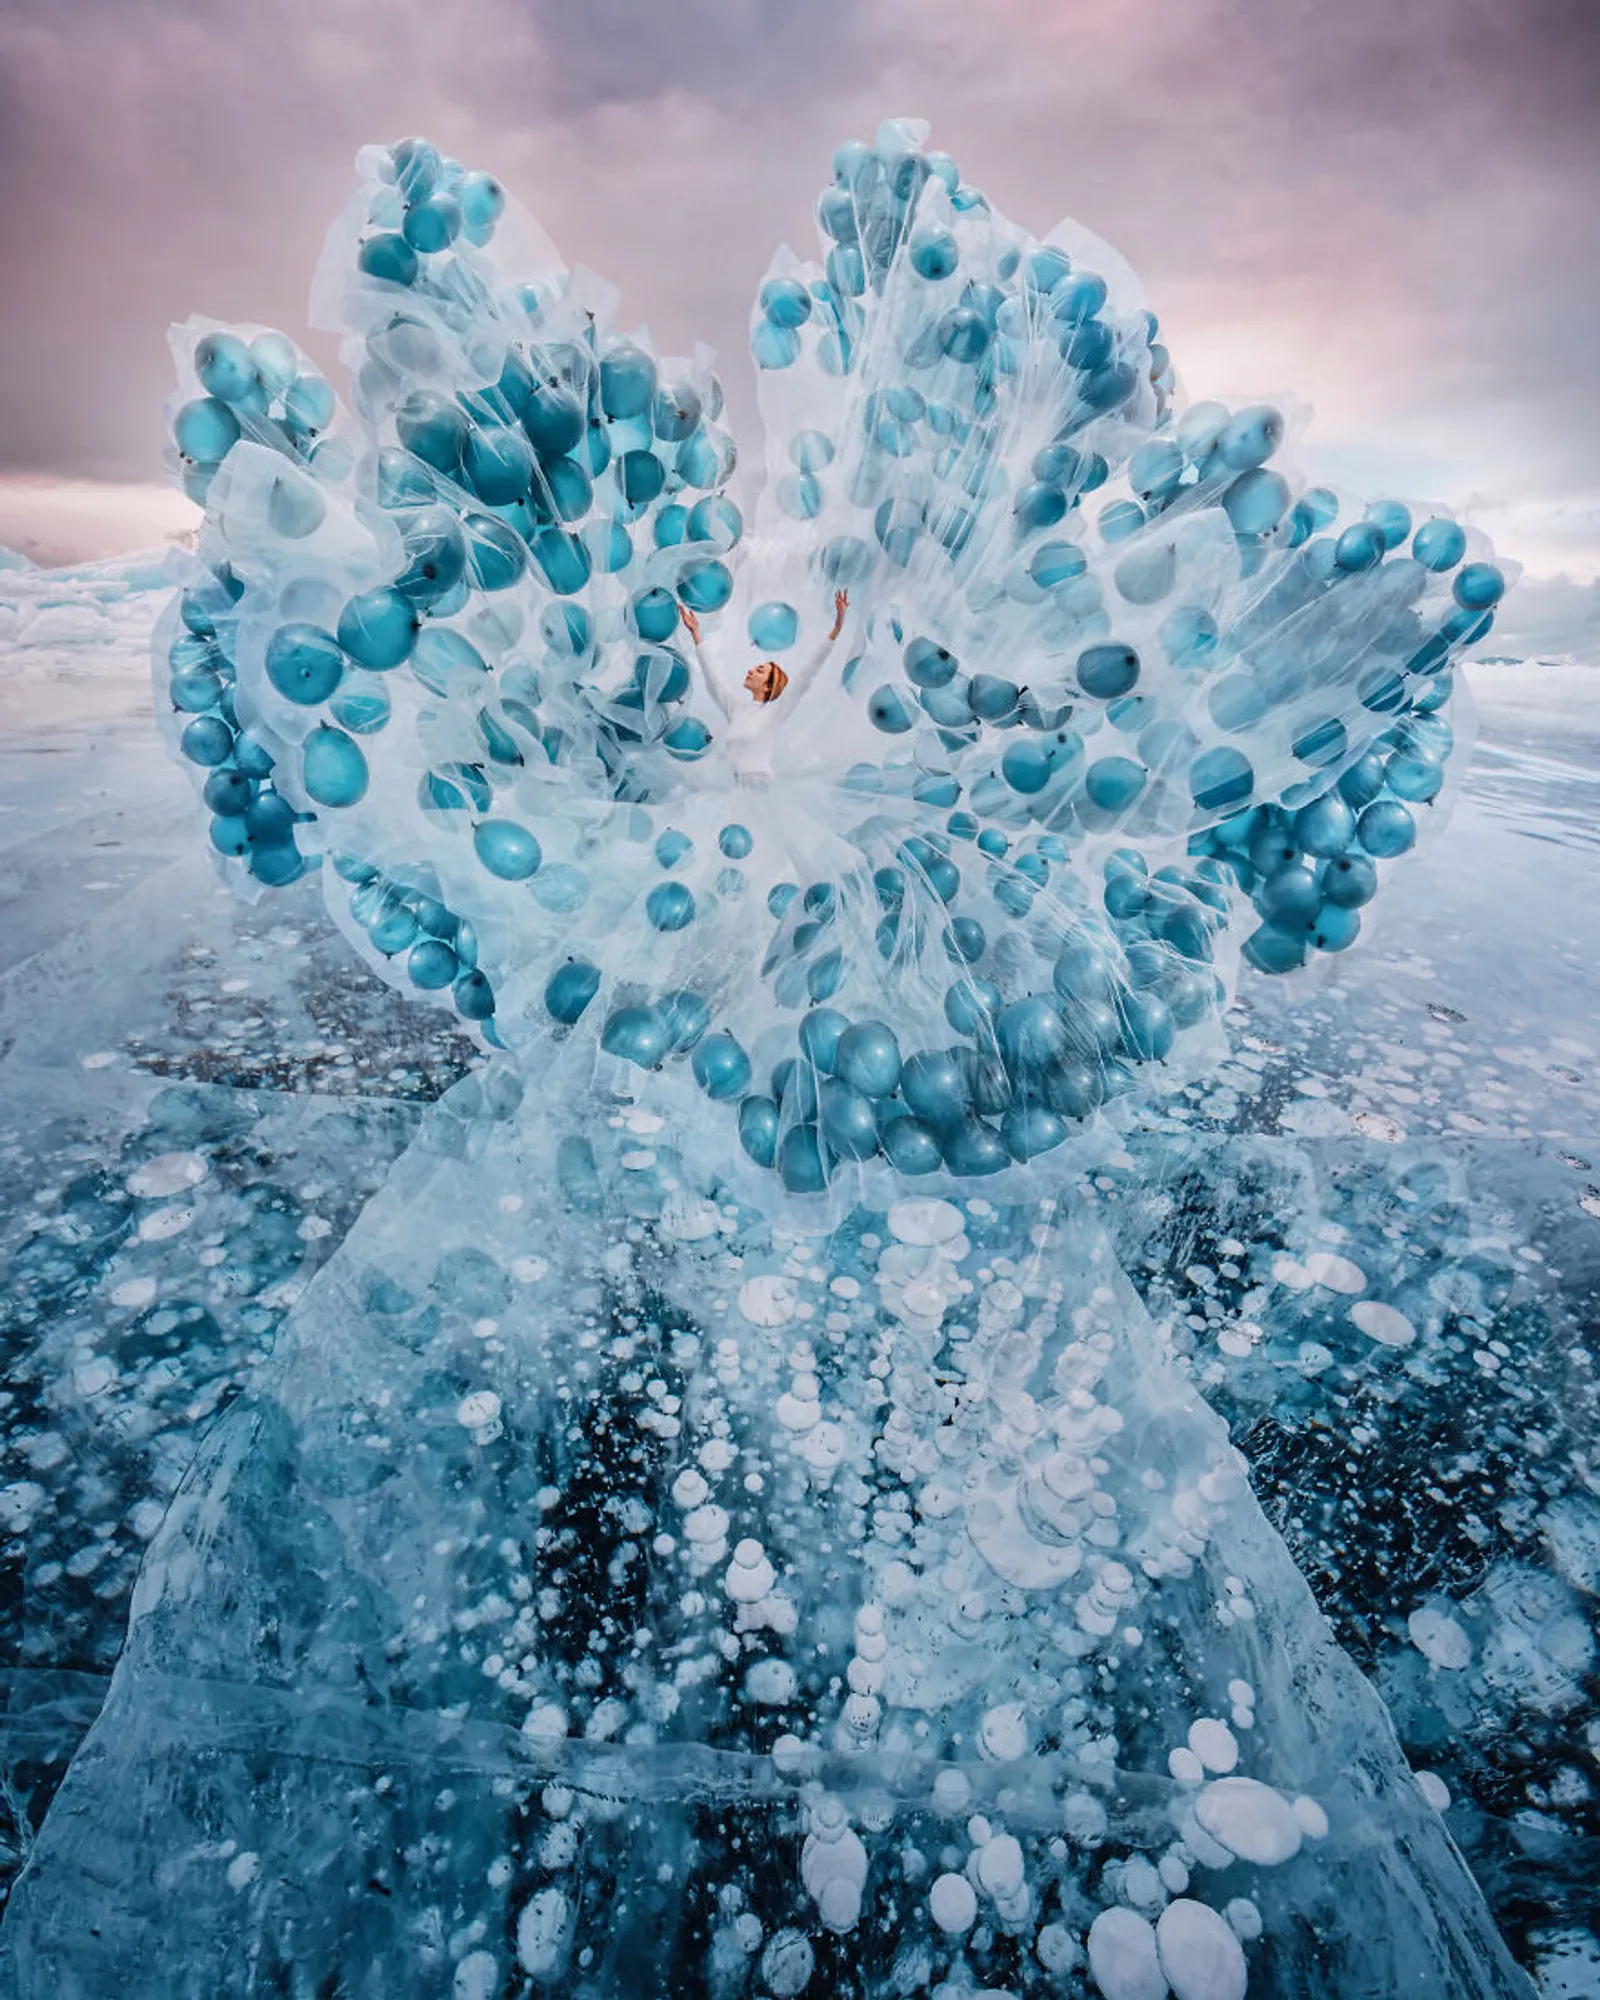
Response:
[1088,1906,1167,2000]
[1156,1896,1249,2000]
[0,118,1592,1996]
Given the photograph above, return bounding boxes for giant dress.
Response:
[0,122,1530,1997]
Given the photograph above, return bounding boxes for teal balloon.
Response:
[602,1004,670,1067]
[302,725,368,807]
[473,820,542,880]
[459,172,505,231]
[738,1095,781,1168]
[646,882,696,931]
[266,624,344,705]
[748,601,799,651]
[173,398,240,466]
[337,588,416,669]
[546,960,600,1023]
[1413,518,1467,571]
[408,939,459,989]
[402,193,462,252]
[692,1033,752,1101]
[358,233,418,286]
[679,561,733,612]
[194,332,259,404]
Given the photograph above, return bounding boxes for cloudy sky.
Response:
[2,0,1596,579]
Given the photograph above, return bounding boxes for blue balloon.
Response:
[1243,924,1309,975]
[600,344,657,420]
[1190,747,1254,811]
[194,332,259,405]
[881,1113,942,1174]
[1338,752,1388,809]
[173,398,241,466]
[646,882,696,931]
[601,1004,670,1066]
[1413,518,1467,572]
[474,820,542,880]
[1217,405,1283,470]
[1293,792,1356,856]
[464,514,528,591]
[1321,852,1378,908]
[1078,643,1139,699]
[284,372,335,432]
[1358,799,1417,857]
[1311,903,1362,952]
[452,968,496,1020]
[407,937,458,991]
[868,686,915,733]
[1258,864,1322,926]
[403,193,462,252]
[901,1048,967,1128]
[459,171,505,232]
[1002,1104,1067,1161]
[752,320,801,370]
[619,450,666,507]
[1085,756,1147,811]
[266,624,344,705]
[1001,740,1054,794]
[938,308,991,363]
[1454,561,1504,610]
[395,507,468,602]
[1029,541,1088,589]
[202,769,254,817]
[1129,441,1185,500]
[181,716,234,767]
[546,959,601,1023]
[302,726,368,807]
[462,423,534,503]
[1366,500,1412,549]
[834,1020,902,1097]
[679,561,734,613]
[996,996,1070,1077]
[905,638,958,689]
[524,385,585,461]
[778,1123,832,1192]
[358,233,419,286]
[942,1118,1008,1176]
[1292,716,1347,767]
[761,277,813,328]
[1223,469,1290,535]
[910,228,958,280]
[532,529,592,596]
[1336,522,1385,572]
[738,1095,781,1168]
[337,588,416,669]
[820,1079,880,1160]
[693,1033,753,1100]
[1014,481,1068,531]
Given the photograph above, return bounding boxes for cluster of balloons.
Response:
[155,119,1506,1190]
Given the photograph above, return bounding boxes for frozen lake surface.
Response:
[0,553,1596,1993]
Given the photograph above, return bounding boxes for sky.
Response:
[1,0,1597,582]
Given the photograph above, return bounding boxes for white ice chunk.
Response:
[1087,1906,1167,2000]
[1349,1300,1417,1347]
[1194,1778,1302,1866]
[1155,1897,1247,2000]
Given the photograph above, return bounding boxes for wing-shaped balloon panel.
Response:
[154,123,1509,1204]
